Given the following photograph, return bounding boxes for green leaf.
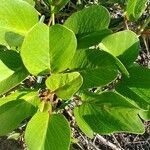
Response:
[65,5,110,49]
[69,49,118,89]
[0,50,29,95]
[115,57,129,77]
[49,25,77,73]
[0,92,20,107]
[116,64,150,111]
[21,23,49,75]
[21,23,77,75]
[46,72,83,99]
[5,32,24,47]
[39,101,52,113]
[99,30,140,66]
[77,29,112,49]
[74,107,94,138]
[0,91,40,136]
[51,0,70,13]
[124,64,150,88]
[75,91,144,135]
[23,0,35,6]
[0,29,9,46]
[65,5,110,35]
[0,0,38,46]
[139,110,150,121]
[25,112,71,150]
[0,90,40,107]
[126,0,148,21]
[116,83,150,110]
[81,91,139,109]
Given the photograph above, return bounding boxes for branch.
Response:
[96,134,123,150]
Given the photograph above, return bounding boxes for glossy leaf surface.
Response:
[65,5,110,35]
[0,0,38,34]
[21,23,77,75]
[25,112,71,150]
[100,30,139,66]
[46,72,83,99]
[65,5,110,49]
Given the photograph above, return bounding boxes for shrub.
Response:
[0,0,150,149]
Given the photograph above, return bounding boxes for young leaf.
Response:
[21,23,77,75]
[25,112,71,150]
[46,72,83,99]
[0,91,40,136]
[0,50,29,95]
[69,49,118,89]
[99,30,140,66]
[75,91,144,135]
[126,0,148,21]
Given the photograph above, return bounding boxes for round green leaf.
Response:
[25,112,71,150]
[65,5,110,49]
[0,0,38,35]
[21,23,49,75]
[0,0,38,46]
[49,25,77,73]
[21,23,77,75]
[65,5,110,35]
[46,72,83,99]
[99,30,140,66]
